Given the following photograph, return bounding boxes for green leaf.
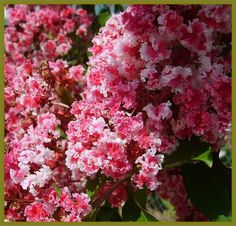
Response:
[52,183,61,197]
[133,188,147,209]
[163,136,212,168]
[182,155,231,221]
[81,5,95,14]
[86,173,108,200]
[97,12,111,27]
[87,191,93,199]
[134,189,158,222]
[84,175,108,221]
[91,12,111,34]
[122,188,158,222]
[83,209,98,222]
[96,202,122,221]
[138,210,158,222]
[56,126,67,139]
[114,4,124,13]
[86,177,100,198]
[215,215,231,222]
[192,148,213,167]
[122,191,141,221]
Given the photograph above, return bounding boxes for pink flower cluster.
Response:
[66,4,231,193]
[5,5,93,65]
[23,187,91,222]
[4,4,231,222]
[4,60,89,221]
[5,5,92,222]
[95,182,128,208]
[157,168,208,221]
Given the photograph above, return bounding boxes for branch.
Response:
[91,167,138,209]
[5,198,35,204]
[51,101,70,108]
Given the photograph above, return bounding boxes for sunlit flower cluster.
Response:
[66,4,231,193]
[4,4,231,222]
[5,4,91,221]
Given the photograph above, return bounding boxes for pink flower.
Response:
[68,65,85,81]
[132,149,164,190]
[57,187,91,222]
[24,202,52,222]
[96,182,128,208]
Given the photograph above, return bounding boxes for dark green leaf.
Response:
[133,189,158,222]
[96,202,122,221]
[163,136,212,168]
[122,189,158,222]
[114,4,124,13]
[122,191,141,221]
[133,188,147,209]
[81,5,95,14]
[83,209,98,222]
[182,155,231,221]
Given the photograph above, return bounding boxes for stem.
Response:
[51,101,70,108]
[91,167,138,209]
[5,198,35,204]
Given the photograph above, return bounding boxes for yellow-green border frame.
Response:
[0,0,235,225]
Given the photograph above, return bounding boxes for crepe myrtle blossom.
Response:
[24,188,91,222]
[4,4,91,222]
[94,182,128,208]
[132,149,164,190]
[66,4,231,194]
[5,5,93,65]
[4,4,231,222]
[4,58,87,221]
